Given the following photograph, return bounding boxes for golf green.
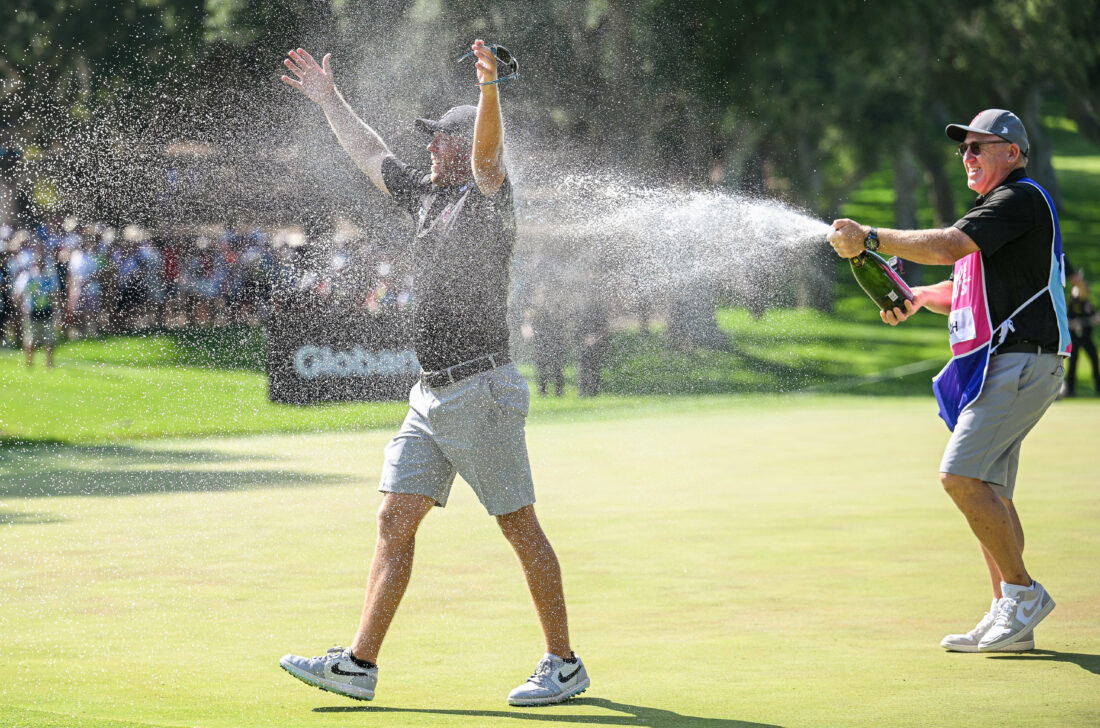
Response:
[2,396,1097,727]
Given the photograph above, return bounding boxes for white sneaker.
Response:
[279,647,377,701]
[507,653,590,706]
[979,581,1055,652]
[941,599,1034,652]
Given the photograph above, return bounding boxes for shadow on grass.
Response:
[0,509,66,525]
[0,439,344,499]
[0,468,343,498]
[314,697,784,727]
[0,438,247,465]
[987,649,1100,675]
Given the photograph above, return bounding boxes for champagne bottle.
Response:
[850,250,914,311]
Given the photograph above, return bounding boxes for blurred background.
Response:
[2,0,1099,420]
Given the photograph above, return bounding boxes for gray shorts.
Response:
[940,353,1064,498]
[379,362,535,516]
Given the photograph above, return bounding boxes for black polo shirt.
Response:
[952,168,1062,350]
[381,155,515,372]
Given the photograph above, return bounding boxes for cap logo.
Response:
[1000,126,1009,134]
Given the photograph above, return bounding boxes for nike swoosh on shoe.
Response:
[1020,601,1042,619]
[558,665,582,682]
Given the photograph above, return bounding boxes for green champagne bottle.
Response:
[849,250,914,311]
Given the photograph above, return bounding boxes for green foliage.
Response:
[4,0,1099,221]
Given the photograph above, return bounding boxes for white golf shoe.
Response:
[507,652,590,706]
[279,647,377,701]
[979,581,1054,652]
[941,598,1034,652]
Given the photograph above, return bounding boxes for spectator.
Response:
[1066,282,1100,396]
[138,237,165,328]
[239,231,274,324]
[0,227,16,346]
[114,227,147,330]
[4,230,33,347]
[67,235,101,338]
[576,297,610,397]
[14,251,61,368]
[184,236,226,325]
[532,296,567,396]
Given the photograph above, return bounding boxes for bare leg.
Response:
[980,497,1025,598]
[497,504,571,658]
[941,473,1030,588]
[350,492,435,663]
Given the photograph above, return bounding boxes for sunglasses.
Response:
[456,43,519,86]
[956,140,1012,157]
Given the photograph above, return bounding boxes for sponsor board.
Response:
[266,299,419,404]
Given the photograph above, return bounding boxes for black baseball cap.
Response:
[415,105,477,141]
[946,109,1029,157]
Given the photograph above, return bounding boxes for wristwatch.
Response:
[863,228,880,252]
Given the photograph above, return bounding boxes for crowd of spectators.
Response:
[0,215,413,367]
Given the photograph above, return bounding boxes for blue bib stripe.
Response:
[1019,177,1071,355]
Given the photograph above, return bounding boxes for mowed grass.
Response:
[0,306,955,444]
[1,396,1098,728]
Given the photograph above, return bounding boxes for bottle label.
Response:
[948,306,977,346]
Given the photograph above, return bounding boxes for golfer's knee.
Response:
[940,472,988,502]
[497,505,539,541]
[376,502,423,543]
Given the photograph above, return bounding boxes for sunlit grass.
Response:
[0,304,957,444]
[1,398,1097,727]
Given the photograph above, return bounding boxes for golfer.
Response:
[827,109,1067,652]
[276,41,589,705]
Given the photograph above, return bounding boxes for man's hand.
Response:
[279,47,391,194]
[826,218,870,258]
[281,48,335,104]
[471,39,498,86]
[881,284,947,325]
[880,298,919,326]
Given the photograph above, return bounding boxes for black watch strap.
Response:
[863,228,880,252]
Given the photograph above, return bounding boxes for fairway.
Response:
[2,396,1098,728]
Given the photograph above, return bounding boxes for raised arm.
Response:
[281,48,393,195]
[827,219,979,266]
[469,39,506,197]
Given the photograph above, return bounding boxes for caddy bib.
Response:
[931,177,1070,431]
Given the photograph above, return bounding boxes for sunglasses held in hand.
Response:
[456,44,519,86]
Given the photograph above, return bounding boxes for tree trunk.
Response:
[1021,88,1064,210]
[893,144,923,285]
[913,142,957,227]
[666,286,728,350]
[1065,93,1100,148]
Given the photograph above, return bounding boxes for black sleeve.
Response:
[381,156,429,218]
[952,185,1038,257]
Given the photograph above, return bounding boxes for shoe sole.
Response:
[979,599,1055,652]
[942,638,1035,653]
[507,678,590,707]
[280,661,375,701]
